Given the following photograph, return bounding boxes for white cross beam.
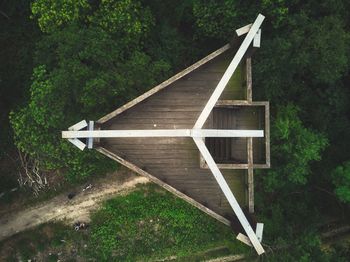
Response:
[62,129,263,139]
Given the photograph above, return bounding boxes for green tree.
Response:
[193,0,258,41]
[31,0,89,33]
[11,0,170,180]
[91,0,154,49]
[263,104,328,192]
[331,161,350,203]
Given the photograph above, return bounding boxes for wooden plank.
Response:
[236,233,252,247]
[247,137,254,213]
[193,137,265,255]
[253,164,270,169]
[119,151,199,159]
[246,57,252,103]
[97,44,231,124]
[103,137,192,145]
[201,163,249,170]
[136,105,202,112]
[216,100,268,106]
[256,223,264,242]
[265,102,271,167]
[68,120,87,131]
[202,163,271,169]
[194,14,265,129]
[236,23,253,36]
[105,124,193,130]
[112,143,196,150]
[115,111,200,119]
[68,138,86,151]
[96,146,231,226]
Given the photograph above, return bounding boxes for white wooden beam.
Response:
[256,223,264,242]
[236,23,252,36]
[253,29,261,48]
[68,138,86,151]
[193,137,265,255]
[194,14,265,129]
[62,129,264,139]
[68,120,87,131]
[87,121,94,149]
[62,129,191,139]
[192,129,263,138]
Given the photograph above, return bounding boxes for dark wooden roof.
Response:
[96,42,268,224]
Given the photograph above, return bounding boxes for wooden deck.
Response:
[100,50,251,219]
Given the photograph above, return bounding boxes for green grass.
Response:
[0,184,248,261]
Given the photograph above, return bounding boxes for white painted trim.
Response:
[68,138,86,151]
[194,14,265,129]
[256,223,264,242]
[192,129,263,138]
[253,29,261,48]
[62,129,264,139]
[87,121,94,149]
[68,120,87,131]
[62,129,191,139]
[193,137,265,255]
[236,23,252,36]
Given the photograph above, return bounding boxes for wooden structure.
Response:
[62,14,270,255]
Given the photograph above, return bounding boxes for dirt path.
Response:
[0,169,149,241]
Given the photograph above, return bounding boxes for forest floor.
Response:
[0,168,149,241]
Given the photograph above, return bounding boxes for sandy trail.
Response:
[0,170,149,241]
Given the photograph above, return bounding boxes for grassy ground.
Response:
[0,184,249,261]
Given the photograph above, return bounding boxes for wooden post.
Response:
[247,137,254,213]
[246,57,252,103]
[265,102,271,167]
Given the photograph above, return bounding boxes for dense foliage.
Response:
[331,161,350,203]
[10,0,173,180]
[263,104,328,191]
[1,0,350,260]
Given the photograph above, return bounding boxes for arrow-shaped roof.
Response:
[62,14,268,255]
